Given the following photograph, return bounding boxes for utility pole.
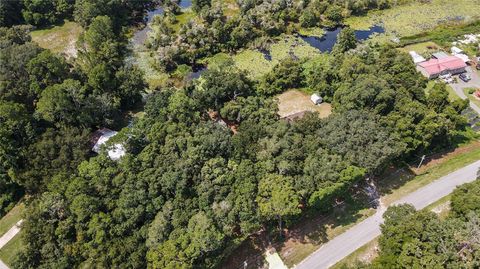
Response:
[417,155,426,169]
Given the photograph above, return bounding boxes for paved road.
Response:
[450,66,480,114]
[295,160,480,269]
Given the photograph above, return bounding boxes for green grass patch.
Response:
[232,35,320,78]
[331,237,379,269]
[297,27,325,37]
[31,20,82,57]
[398,41,441,54]
[345,0,480,39]
[380,142,480,205]
[0,231,23,267]
[0,203,24,237]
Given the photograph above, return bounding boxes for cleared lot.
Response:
[277,90,332,119]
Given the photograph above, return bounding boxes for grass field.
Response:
[345,0,480,38]
[31,21,82,58]
[276,90,332,119]
[0,203,24,237]
[0,232,23,267]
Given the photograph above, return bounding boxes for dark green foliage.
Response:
[332,27,357,54]
[192,0,211,13]
[0,0,24,27]
[258,58,305,96]
[451,180,480,220]
[372,178,480,268]
[22,0,74,26]
[194,62,253,110]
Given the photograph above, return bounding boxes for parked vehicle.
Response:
[439,74,454,84]
[459,73,471,82]
[476,64,480,70]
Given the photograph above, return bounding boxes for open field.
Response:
[398,41,441,54]
[276,90,332,119]
[0,203,24,237]
[31,21,82,58]
[0,232,23,267]
[345,0,480,38]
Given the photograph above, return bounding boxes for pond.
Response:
[187,65,207,80]
[300,25,385,52]
[132,0,193,47]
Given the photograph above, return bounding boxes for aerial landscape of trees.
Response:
[354,178,480,268]
[0,0,478,268]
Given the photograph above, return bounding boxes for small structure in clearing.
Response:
[91,128,126,160]
[277,90,332,121]
[310,93,323,105]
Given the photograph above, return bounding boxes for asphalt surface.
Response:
[295,160,480,269]
[450,66,480,114]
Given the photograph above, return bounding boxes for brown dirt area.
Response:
[277,90,332,119]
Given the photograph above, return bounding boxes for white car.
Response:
[439,74,453,84]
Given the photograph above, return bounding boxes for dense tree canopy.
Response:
[0,1,474,269]
[366,177,480,269]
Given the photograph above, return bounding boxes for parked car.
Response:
[459,73,471,82]
[476,64,480,70]
[439,74,454,84]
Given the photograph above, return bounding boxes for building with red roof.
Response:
[417,55,467,79]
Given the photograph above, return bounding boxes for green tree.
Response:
[333,27,357,54]
[257,174,300,236]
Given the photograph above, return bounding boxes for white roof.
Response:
[107,144,126,161]
[92,129,126,160]
[408,51,426,64]
[455,54,470,63]
[451,46,463,54]
[311,93,322,101]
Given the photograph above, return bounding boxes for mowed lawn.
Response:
[0,203,24,237]
[0,203,25,267]
[276,90,332,119]
[0,232,23,267]
[345,0,480,37]
[31,20,83,58]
